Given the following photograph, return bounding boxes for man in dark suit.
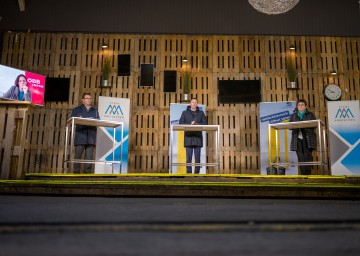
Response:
[71,92,99,174]
[179,98,207,174]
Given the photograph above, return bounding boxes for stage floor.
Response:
[0,173,359,199]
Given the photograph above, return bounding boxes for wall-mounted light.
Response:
[101,42,108,49]
[289,45,295,50]
[330,69,337,75]
[182,57,188,62]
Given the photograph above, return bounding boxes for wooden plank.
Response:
[0,106,15,178]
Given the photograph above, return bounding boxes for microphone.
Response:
[95,107,99,119]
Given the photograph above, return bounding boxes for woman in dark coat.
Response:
[179,98,207,174]
[289,99,317,175]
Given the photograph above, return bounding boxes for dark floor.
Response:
[0,195,360,256]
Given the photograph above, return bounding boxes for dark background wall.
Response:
[0,0,359,36]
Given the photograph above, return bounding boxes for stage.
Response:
[0,173,359,199]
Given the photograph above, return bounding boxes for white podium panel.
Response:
[268,120,327,170]
[169,124,220,174]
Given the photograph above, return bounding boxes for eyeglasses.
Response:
[297,103,305,106]
[84,98,92,100]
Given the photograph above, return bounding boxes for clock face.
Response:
[324,84,342,101]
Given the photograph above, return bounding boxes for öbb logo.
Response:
[27,78,41,84]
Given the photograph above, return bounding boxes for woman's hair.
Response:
[14,74,27,88]
[296,99,307,106]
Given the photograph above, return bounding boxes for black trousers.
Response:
[74,145,94,173]
[296,139,313,175]
[186,147,201,174]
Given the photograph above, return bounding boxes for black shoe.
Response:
[300,171,311,175]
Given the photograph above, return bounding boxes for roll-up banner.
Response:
[259,101,298,175]
[327,100,360,175]
[95,96,130,174]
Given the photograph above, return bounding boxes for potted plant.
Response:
[286,57,297,89]
[182,70,191,100]
[102,56,111,87]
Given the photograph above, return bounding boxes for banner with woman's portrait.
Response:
[0,64,45,106]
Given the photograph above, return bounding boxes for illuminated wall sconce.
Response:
[182,57,188,62]
[289,45,295,50]
[101,41,108,49]
[330,69,337,75]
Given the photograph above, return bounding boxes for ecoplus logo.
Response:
[335,107,354,120]
[105,104,124,115]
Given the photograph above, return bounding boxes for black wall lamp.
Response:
[330,69,337,75]
[101,41,108,49]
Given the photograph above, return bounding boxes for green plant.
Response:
[285,57,297,82]
[102,56,111,81]
[182,71,191,94]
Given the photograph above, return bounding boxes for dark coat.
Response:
[179,106,207,147]
[3,85,32,102]
[289,109,317,151]
[71,105,100,146]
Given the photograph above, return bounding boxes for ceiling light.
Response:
[248,0,300,15]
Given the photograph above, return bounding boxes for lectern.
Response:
[64,117,124,173]
[268,120,327,172]
[0,100,33,179]
[169,124,221,174]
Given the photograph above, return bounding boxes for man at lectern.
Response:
[179,98,208,174]
[71,92,99,174]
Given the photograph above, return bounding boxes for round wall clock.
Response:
[324,84,342,101]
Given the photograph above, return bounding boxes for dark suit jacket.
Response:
[179,106,207,147]
[71,105,100,146]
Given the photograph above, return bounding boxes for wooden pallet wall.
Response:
[1,32,359,175]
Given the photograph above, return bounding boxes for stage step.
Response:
[0,174,359,199]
